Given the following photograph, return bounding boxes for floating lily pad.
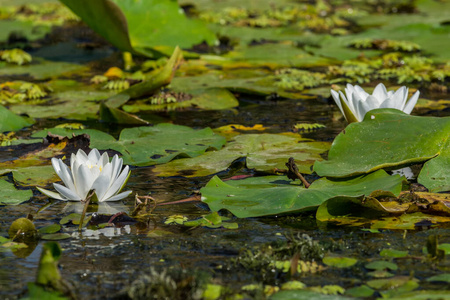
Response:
[153,133,329,177]
[201,170,403,218]
[314,109,450,192]
[322,256,358,268]
[0,20,50,43]
[381,290,450,300]
[183,212,238,229]
[345,285,375,298]
[33,123,226,166]
[365,260,398,271]
[0,179,33,205]
[41,233,71,241]
[0,105,32,133]
[10,79,114,120]
[38,224,62,235]
[122,87,239,112]
[270,290,354,300]
[12,165,60,187]
[0,58,89,80]
[426,274,450,283]
[380,249,408,258]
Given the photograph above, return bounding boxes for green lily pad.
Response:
[365,260,398,271]
[270,290,353,300]
[0,105,32,133]
[314,109,450,192]
[201,170,403,218]
[221,43,334,69]
[122,87,239,112]
[426,274,450,283]
[10,80,114,120]
[322,256,358,268]
[345,285,374,297]
[0,20,50,43]
[183,212,238,229]
[33,123,226,166]
[381,290,450,300]
[153,133,329,177]
[41,233,71,241]
[60,0,217,55]
[380,249,408,258]
[38,224,62,235]
[12,165,60,187]
[0,58,89,80]
[0,179,33,205]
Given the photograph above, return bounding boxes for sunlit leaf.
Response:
[33,123,225,166]
[270,289,353,300]
[426,274,450,283]
[60,0,216,55]
[153,133,329,177]
[0,179,33,205]
[201,170,403,218]
[380,249,408,258]
[345,285,374,297]
[122,88,239,112]
[322,256,357,268]
[314,109,450,192]
[0,105,32,133]
[365,260,398,271]
[41,233,71,241]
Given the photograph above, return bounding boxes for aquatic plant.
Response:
[37,149,131,202]
[330,83,420,123]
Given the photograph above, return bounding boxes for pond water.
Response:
[1,1,450,299]
[2,92,450,299]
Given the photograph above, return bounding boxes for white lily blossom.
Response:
[37,149,132,202]
[331,83,420,123]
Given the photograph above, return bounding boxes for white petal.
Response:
[75,149,89,165]
[54,183,82,200]
[53,158,76,192]
[92,174,111,202]
[354,85,369,100]
[100,163,114,187]
[391,86,407,109]
[365,93,383,107]
[379,96,399,109]
[99,166,130,201]
[102,190,132,202]
[110,155,123,181]
[36,186,66,201]
[403,90,420,114]
[88,148,101,162]
[354,96,373,121]
[99,151,109,168]
[372,83,388,101]
[75,164,95,199]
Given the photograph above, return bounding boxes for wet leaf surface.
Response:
[314,109,450,192]
[201,170,403,218]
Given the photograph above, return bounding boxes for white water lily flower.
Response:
[37,149,132,202]
[331,83,420,123]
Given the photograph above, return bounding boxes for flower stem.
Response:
[78,191,94,232]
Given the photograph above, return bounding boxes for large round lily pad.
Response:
[153,133,329,177]
[33,123,226,166]
[314,109,450,192]
[201,170,403,218]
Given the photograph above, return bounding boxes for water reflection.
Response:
[81,224,132,239]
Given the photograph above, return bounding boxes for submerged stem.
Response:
[78,191,94,232]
